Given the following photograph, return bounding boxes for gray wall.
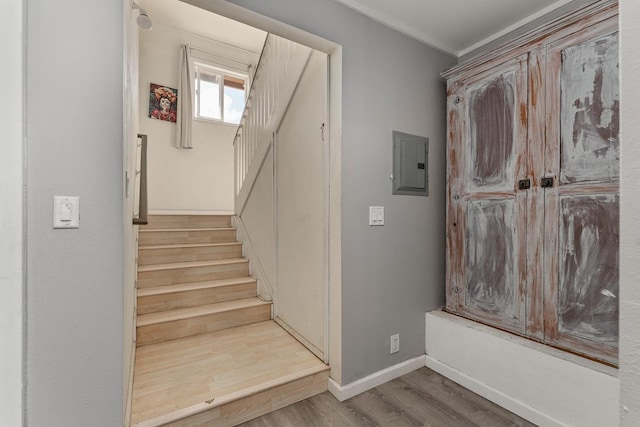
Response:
[26,0,123,425]
[224,0,456,383]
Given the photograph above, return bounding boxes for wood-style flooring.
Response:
[240,367,536,427]
[131,320,329,426]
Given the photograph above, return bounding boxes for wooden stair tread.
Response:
[137,258,247,273]
[138,228,237,246]
[136,297,270,327]
[139,242,240,250]
[132,215,328,426]
[142,215,232,229]
[139,227,235,232]
[137,277,256,297]
[131,320,329,426]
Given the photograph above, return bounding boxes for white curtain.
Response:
[176,44,193,149]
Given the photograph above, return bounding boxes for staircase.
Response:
[130,215,329,427]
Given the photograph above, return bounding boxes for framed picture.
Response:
[148,83,177,123]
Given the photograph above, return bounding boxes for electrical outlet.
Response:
[390,334,399,354]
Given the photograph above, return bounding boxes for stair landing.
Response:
[131,320,329,427]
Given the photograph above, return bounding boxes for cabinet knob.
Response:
[541,177,554,188]
[518,179,531,190]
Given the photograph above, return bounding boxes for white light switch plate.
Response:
[53,196,80,229]
[369,206,384,226]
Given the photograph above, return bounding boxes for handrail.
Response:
[233,34,312,202]
[133,133,148,225]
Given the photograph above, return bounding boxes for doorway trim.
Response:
[1,0,25,424]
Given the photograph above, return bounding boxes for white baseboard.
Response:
[425,311,619,427]
[124,343,136,427]
[425,355,563,427]
[328,355,426,402]
[275,316,325,361]
[148,209,234,215]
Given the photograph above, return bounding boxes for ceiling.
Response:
[333,0,579,56]
[140,0,267,53]
[141,0,585,58]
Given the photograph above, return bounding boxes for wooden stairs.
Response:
[130,215,329,427]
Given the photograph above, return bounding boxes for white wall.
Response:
[619,0,640,424]
[139,23,261,212]
[274,50,328,358]
[26,0,123,425]
[239,147,276,291]
[0,0,24,425]
[426,312,619,427]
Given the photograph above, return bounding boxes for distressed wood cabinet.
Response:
[443,0,619,364]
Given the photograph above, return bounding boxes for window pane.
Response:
[224,83,245,124]
[199,73,221,120]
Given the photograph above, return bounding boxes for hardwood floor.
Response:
[240,367,536,427]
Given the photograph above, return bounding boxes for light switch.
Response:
[60,202,72,221]
[53,196,80,229]
[369,206,384,226]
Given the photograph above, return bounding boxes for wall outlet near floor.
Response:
[390,333,399,354]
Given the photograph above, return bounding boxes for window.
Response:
[193,62,247,125]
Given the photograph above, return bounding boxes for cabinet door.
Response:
[544,26,619,364]
[446,55,529,334]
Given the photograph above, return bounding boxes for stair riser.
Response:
[160,371,329,427]
[142,215,232,229]
[136,304,271,346]
[139,230,236,246]
[137,262,249,288]
[138,244,242,266]
[137,282,257,315]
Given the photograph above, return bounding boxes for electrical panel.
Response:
[392,131,428,196]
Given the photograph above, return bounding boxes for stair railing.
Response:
[233,34,312,213]
[133,133,148,225]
